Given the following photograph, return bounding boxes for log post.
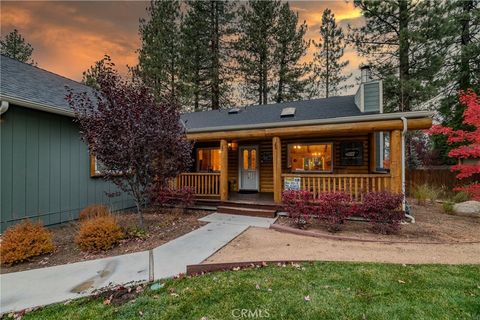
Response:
[273,136,282,203]
[368,132,376,173]
[389,130,402,194]
[220,139,229,201]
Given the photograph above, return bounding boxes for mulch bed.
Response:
[1,207,209,274]
[276,200,480,243]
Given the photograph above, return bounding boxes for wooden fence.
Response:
[406,168,458,195]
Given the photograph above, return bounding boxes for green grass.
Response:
[22,262,480,320]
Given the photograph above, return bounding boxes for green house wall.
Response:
[1,105,134,232]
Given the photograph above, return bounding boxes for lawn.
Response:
[21,262,479,320]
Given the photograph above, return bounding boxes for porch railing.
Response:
[169,172,221,196]
[281,173,391,202]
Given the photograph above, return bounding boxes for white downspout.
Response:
[400,116,414,223]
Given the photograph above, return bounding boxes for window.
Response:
[288,143,333,172]
[197,148,221,172]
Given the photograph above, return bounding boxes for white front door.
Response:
[239,145,259,191]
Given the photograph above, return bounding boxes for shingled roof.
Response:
[1,55,379,131]
[181,96,377,132]
[0,54,92,114]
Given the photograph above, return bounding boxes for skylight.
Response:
[280,107,296,117]
[228,108,240,114]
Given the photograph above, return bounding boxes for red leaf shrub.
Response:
[314,192,353,232]
[282,190,314,228]
[151,186,195,211]
[357,192,404,234]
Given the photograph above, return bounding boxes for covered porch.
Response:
[170,115,432,204]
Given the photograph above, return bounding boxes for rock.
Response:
[453,201,480,217]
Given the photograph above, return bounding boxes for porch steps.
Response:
[217,205,277,218]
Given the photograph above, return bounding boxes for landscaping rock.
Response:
[453,201,480,217]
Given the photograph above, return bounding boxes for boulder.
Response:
[453,201,480,217]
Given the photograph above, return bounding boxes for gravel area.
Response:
[204,227,480,265]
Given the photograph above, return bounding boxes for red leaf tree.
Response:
[66,59,192,227]
[428,90,480,200]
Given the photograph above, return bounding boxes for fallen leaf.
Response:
[170,293,179,297]
[255,284,260,290]
[304,295,311,301]
[398,280,406,284]
[233,267,240,271]
[139,310,144,317]
[267,288,272,292]
[103,299,111,305]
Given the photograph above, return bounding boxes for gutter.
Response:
[0,101,9,115]
[186,110,434,133]
[0,94,74,117]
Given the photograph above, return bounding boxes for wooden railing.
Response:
[169,172,221,196]
[282,173,391,202]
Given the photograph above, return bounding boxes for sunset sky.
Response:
[1,1,365,94]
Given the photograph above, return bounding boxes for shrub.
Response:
[76,214,124,252]
[151,186,195,212]
[358,192,404,234]
[442,201,455,215]
[79,204,110,221]
[1,220,55,266]
[314,192,353,232]
[282,190,314,228]
[451,191,470,203]
[412,184,440,205]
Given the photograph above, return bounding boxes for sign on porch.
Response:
[284,177,301,191]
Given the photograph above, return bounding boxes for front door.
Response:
[239,145,259,191]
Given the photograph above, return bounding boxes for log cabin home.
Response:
[176,67,433,213]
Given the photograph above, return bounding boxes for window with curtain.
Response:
[288,143,333,172]
[197,148,221,172]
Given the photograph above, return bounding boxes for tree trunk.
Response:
[398,0,410,112]
[211,1,220,110]
[459,0,473,90]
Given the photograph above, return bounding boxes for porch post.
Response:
[368,132,376,173]
[220,139,229,201]
[273,136,282,204]
[390,130,402,194]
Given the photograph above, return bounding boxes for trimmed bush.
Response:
[315,192,353,232]
[1,220,55,266]
[358,192,404,234]
[282,190,314,228]
[79,204,110,221]
[76,214,124,252]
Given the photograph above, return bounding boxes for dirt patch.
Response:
[276,201,480,243]
[205,227,480,265]
[205,202,480,265]
[1,208,209,274]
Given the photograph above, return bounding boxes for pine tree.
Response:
[136,0,182,102]
[235,0,281,105]
[310,8,351,99]
[350,0,451,112]
[273,2,310,103]
[181,0,235,111]
[82,55,113,89]
[0,29,35,64]
[435,0,480,163]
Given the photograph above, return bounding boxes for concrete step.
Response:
[217,205,276,218]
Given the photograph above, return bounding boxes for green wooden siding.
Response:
[0,105,134,231]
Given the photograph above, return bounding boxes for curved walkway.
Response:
[205,227,480,265]
[0,213,276,313]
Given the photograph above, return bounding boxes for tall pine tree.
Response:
[273,2,310,103]
[235,0,281,105]
[310,8,351,98]
[181,0,235,111]
[350,0,450,112]
[136,0,182,102]
[435,0,480,163]
[1,29,35,65]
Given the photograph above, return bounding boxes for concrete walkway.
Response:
[0,214,276,313]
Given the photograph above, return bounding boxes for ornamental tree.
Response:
[66,58,192,227]
[428,90,480,200]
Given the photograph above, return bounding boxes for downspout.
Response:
[0,101,9,115]
[401,116,415,223]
